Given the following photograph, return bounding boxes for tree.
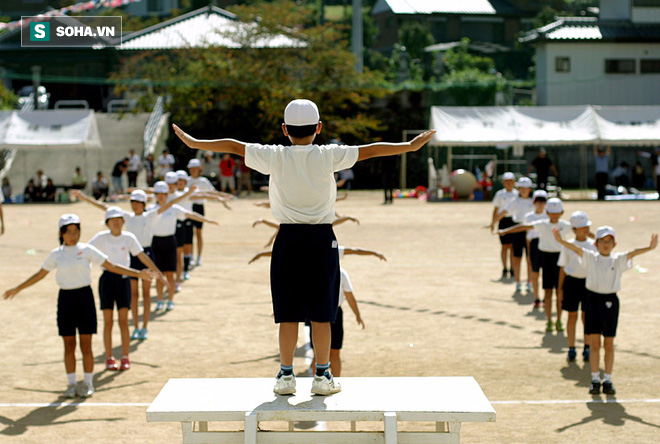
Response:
[0,83,17,110]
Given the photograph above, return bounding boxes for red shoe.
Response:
[106,356,119,371]
[120,356,131,371]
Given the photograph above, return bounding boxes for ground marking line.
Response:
[491,399,660,405]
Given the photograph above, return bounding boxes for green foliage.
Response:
[532,6,560,29]
[443,38,494,74]
[0,83,17,110]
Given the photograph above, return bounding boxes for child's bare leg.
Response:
[526,253,533,283]
[581,311,586,344]
[544,289,553,321]
[118,308,130,357]
[130,279,139,328]
[500,246,508,270]
[165,272,175,300]
[156,279,164,301]
[310,321,331,367]
[63,336,77,373]
[195,228,203,260]
[176,247,183,283]
[279,322,299,366]
[532,271,539,299]
[567,311,578,347]
[103,309,114,358]
[589,334,601,374]
[512,256,521,283]
[79,334,94,373]
[141,278,151,329]
[603,337,615,375]
[329,349,341,377]
[556,293,563,322]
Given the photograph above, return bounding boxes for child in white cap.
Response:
[3,214,156,398]
[499,197,571,332]
[172,99,434,395]
[524,190,549,307]
[557,211,597,362]
[490,172,519,280]
[554,226,657,395]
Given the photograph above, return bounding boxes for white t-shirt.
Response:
[492,189,519,217]
[338,246,345,261]
[89,230,143,267]
[338,267,353,306]
[0,188,4,202]
[245,143,359,224]
[582,250,632,294]
[158,154,175,174]
[532,219,572,252]
[128,154,141,172]
[504,197,534,224]
[152,204,188,236]
[41,243,108,290]
[557,238,597,278]
[122,209,158,247]
[524,211,549,240]
[187,176,215,207]
[173,189,193,220]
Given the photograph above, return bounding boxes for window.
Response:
[555,57,570,73]
[605,59,636,74]
[633,0,660,7]
[641,59,660,73]
[148,0,163,12]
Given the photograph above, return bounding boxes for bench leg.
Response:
[384,412,397,444]
[198,421,208,432]
[449,422,461,443]
[181,422,193,441]
[351,421,357,432]
[245,411,258,444]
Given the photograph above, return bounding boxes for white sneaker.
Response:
[515,282,522,292]
[175,283,181,293]
[166,300,175,311]
[273,373,296,395]
[183,272,191,281]
[526,282,533,292]
[64,383,77,398]
[77,382,94,398]
[156,300,164,311]
[196,257,202,267]
[311,373,341,395]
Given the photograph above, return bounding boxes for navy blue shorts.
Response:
[129,247,154,280]
[541,251,560,289]
[529,238,542,272]
[175,221,185,247]
[152,235,177,272]
[184,219,194,244]
[562,275,587,312]
[99,271,131,310]
[308,306,344,350]
[512,231,527,258]
[57,286,97,336]
[271,224,340,323]
[584,291,619,337]
[192,204,204,229]
[499,217,515,245]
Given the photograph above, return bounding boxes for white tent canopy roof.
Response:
[0,110,101,149]
[430,105,660,146]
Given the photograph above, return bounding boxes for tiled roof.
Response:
[119,6,304,50]
[372,0,523,16]
[520,17,660,43]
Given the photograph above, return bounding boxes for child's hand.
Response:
[140,269,155,281]
[356,315,365,329]
[376,253,387,262]
[497,229,504,236]
[70,189,81,198]
[209,220,220,226]
[3,288,19,300]
[252,219,264,228]
[172,124,197,148]
[552,227,562,241]
[409,130,436,151]
[650,233,658,250]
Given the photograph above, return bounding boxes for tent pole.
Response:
[447,146,453,172]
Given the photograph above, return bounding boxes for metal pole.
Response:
[31,65,41,110]
[351,0,363,73]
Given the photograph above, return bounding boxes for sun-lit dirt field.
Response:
[1,191,659,443]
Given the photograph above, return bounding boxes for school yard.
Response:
[0,191,659,443]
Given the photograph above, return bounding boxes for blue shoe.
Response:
[583,347,590,362]
[166,300,175,311]
[156,300,164,311]
[139,328,148,340]
[567,348,577,361]
[130,328,141,340]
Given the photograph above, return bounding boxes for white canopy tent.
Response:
[0,110,102,197]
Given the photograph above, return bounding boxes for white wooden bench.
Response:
[146,377,496,443]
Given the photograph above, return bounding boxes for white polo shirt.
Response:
[557,238,597,278]
[152,204,188,236]
[245,143,359,224]
[187,176,215,207]
[582,250,632,294]
[338,246,345,261]
[122,209,158,248]
[492,188,519,217]
[338,267,353,306]
[174,189,193,220]
[532,219,572,253]
[89,230,143,268]
[524,211,549,240]
[504,197,534,223]
[128,154,141,172]
[41,243,108,290]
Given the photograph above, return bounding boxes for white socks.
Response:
[67,373,76,385]
[84,372,94,385]
[591,372,601,382]
[603,373,612,383]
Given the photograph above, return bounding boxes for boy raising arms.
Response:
[172,99,434,395]
[553,227,657,395]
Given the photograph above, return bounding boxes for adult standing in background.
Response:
[382,156,396,204]
[2,178,12,203]
[593,145,611,201]
[34,169,48,198]
[219,153,236,195]
[143,154,156,187]
[127,149,141,188]
[111,157,129,195]
[157,149,175,180]
[528,148,558,191]
[637,148,660,197]
[71,167,87,190]
[237,158,252,195]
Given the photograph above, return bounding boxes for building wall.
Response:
[632,7,660,23]
[123,0,179,17]
[536,42,660,105]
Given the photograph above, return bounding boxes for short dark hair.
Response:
[534,196,547,203]
[59,223,80,245]
[286,124,317,139]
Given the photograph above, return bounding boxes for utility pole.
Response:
[31,65,41,111]
[351,0,363,73]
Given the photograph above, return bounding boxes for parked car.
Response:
[17,85,50,110]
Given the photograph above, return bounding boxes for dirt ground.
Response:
[0,191,659,443]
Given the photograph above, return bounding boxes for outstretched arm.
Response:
[552,228,583,257]
[137,252,169,289]
[102,261,155,280]
[186,210,219,226]
[357,130,435,161]
[70,189,109,211]
[248,250,272,264]
[343,247,387,261]
[344,291,365,329]
[172,124,246,157]
[3,269,49,299]
[333,216,360,226]
[499,224,532,236]
[252,219,280,229]
[156,186,198,214]
[627,234,658,261]
[336,192,349,201]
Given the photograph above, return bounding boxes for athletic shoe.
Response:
[515,282,522,292]
[196,257,202,267]
[156,300,165,311]
[166,300,175,311]
[533,299,541,309]
[526,282,533,292]
[175,283,181,293]
[120,357,131,371]
[545,320,554,332]
[589,380,601,395]
[602,381,616,395]
[139,328,149,340]
[583,348,590,362]
[501,269,507,280]
[64,383,77,399]
[130,328,141,340]
[106,356,119,371]
[311,373,341,396]
[273,373,296,395]
[183,272,191,281]
[567,349,577,361]
[78,382,94,398]
[508,269,514,278]
[556,320,564,332]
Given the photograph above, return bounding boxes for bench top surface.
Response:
[146,377,495,422]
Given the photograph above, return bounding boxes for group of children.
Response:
[492,172,657,394]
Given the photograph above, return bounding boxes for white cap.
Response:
[502,172,515,181]
[58,213,80,228]
[596,225,616,240]
[517,177,533,188]
[176,170,188,181]
[532,190,548,201]
[153,181,169,194]
[546,197,563,214]
[165,171,178,184]
[105,206,125,221]
[187,158,201,168]
[130,189,147,203]
[569,211,591,228]
[284,99,320,126]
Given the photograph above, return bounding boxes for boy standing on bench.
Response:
[172,99,434,395]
